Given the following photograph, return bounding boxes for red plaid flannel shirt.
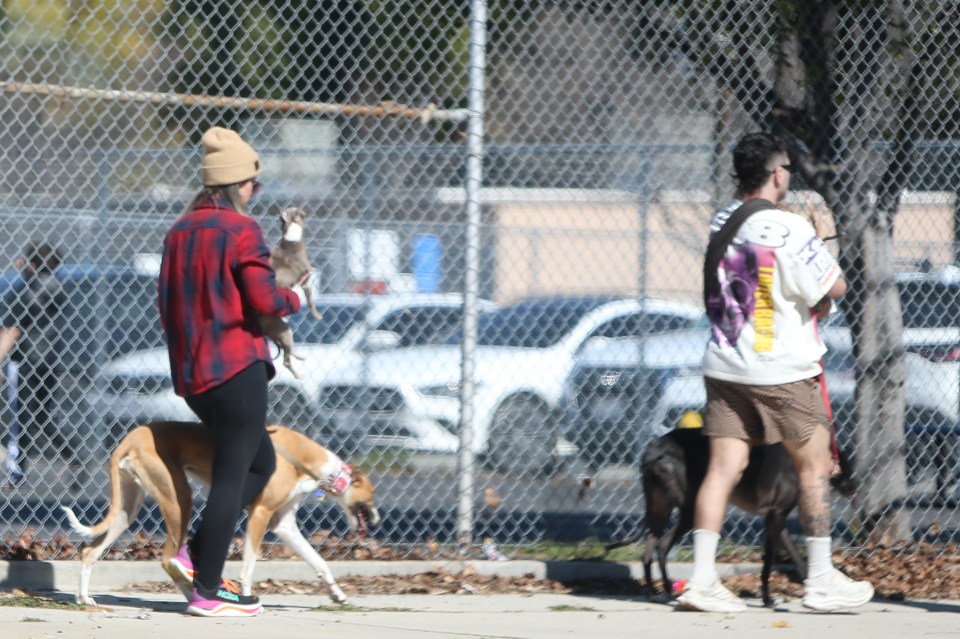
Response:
[158,200,301,397]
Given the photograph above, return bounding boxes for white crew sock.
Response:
[805,536,833,581]
[689,529,721,587]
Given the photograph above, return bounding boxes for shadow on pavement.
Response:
[888,599,960,613]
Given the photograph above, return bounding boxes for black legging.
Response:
[184,361,276,592]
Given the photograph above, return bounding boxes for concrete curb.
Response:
[0,559,761,593]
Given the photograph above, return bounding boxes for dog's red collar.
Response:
[316,460,352,499]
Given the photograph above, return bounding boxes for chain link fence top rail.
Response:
[0,2,959,564]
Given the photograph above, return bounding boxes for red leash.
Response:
[816,360,842,475]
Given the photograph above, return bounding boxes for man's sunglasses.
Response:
[251,179,263,195]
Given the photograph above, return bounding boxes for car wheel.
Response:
[486,396,557,476]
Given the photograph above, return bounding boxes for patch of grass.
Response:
[506,538,615,561]
[0,595,85,611]
[312,604,413,613]
[503,537,756,563]
[506,537,641,561]
[548,604,596,612]
[349,448,413,473]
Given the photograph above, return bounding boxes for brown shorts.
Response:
[703,376,829,444]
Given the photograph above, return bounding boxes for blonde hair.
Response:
[179,183,248,218]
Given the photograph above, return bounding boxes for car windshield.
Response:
[285,303,368,344]
[68,275,165,359]
[446,298,616,348]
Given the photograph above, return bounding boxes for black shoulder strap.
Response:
[702,198,776,309]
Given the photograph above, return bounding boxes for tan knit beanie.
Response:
[200,126,261,186]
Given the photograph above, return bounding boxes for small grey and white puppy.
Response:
[261,207,323,379]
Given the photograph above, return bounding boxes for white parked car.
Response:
[312,296,706,473]
[86,293,495,452]
[829,268,960,493]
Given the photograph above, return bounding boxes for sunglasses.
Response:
[250,179,263,195]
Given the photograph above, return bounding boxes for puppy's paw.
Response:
[282,360,304,379]
[77,594,97,606]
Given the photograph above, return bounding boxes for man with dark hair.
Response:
[677,132,874,613]
[0,241,72,487]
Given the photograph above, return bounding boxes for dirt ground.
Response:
[133,547,957,603]
[2,532,957,602]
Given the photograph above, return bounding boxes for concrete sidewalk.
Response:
[0,558,758,593]
[1,560,958,639]
[1,589,957,639]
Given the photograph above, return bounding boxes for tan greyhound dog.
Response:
[62,421,379,607]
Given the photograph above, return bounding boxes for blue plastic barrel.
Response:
[412,234,442,293]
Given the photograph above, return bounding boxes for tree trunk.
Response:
[829,0,915,544]
[666,0,918,543]
[838,213,912,543]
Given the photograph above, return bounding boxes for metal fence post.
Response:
[456,0,487,544]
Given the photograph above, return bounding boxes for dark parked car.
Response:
[0,262,164,379]
[0,262,164,462]
[562,328,709,466]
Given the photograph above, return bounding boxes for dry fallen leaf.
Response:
[2,535,957,601]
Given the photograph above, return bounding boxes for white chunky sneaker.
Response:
[802,568,874,612]
[676,580,747,613]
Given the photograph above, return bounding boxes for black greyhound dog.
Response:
[607,427,856,606]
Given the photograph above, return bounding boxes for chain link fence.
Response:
[1,2,959,564]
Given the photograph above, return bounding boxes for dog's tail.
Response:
[61,427,143,539]
[605,525,645,553]
[60,504,95,537]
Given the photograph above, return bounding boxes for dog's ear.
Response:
[350,466,368,483]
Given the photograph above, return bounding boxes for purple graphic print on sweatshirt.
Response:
[707,243,778,348]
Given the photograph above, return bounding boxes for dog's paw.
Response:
[329,585,348,605]
[77,594,97,606]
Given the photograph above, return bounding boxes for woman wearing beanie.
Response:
[158,126,301,617]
